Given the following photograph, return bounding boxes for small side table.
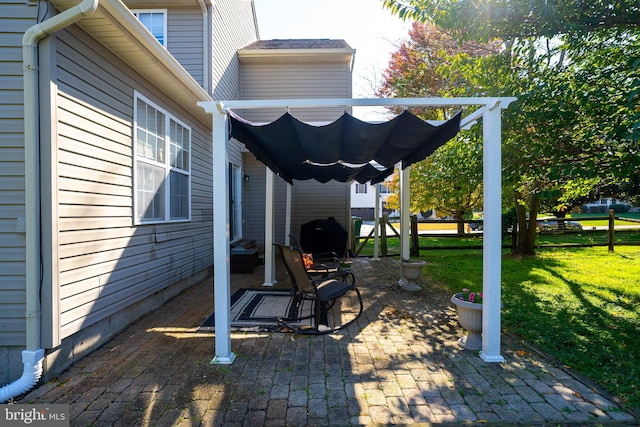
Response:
[230,248,258,273]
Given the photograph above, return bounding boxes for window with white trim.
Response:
[132,9,167,46]
[135,94,191,223]
[355,183,368,194]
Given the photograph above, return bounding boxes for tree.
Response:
[502,33,640,253]
[376,22,496,233]
[376,21,501,117]
[412,138,484,234]
[382,0,640,42]
[385,137,484,235]
[382,0,640,256]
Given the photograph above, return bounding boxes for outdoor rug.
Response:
[198,288,328,332]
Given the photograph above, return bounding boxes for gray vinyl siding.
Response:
[244,154,289,245]
[55,26,213,339]
[211,0,257,101]
[0,2,38,354]
[243,155,351,247]
[211,0,258,168]
[239,57,353,245]
[290,181,351,244]
[240,62,351,123]
[167,9,205,87]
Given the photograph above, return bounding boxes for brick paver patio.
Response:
[17,256,637,426]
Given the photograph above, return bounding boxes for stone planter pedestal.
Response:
[450,293,483,350]
[398,260,426,291]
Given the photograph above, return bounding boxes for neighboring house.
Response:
[0,0,354,392]
[582,198,636,213]
[350,181,394,219]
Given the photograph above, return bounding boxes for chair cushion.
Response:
[315,279,353,301]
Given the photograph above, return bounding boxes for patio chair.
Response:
[291,217,353,281]
[289,233,354,284]
[289,233,339,266]
[275,243,363,334]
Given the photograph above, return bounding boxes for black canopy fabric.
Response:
[229,109,462,185]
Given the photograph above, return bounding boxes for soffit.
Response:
[50,0,212,127]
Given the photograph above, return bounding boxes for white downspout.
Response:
[0,0,99,403]
[197,0,211,94]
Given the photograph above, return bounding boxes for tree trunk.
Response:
[455,210,467,236]
[512,191,539,256]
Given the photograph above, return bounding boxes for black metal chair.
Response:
[289,233,339,265]
[288,233,356,285]
[275,243,363,334]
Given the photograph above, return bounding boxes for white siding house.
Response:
[350,181,395,219]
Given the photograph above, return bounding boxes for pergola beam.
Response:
[217,97,508,111]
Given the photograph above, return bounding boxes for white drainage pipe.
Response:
[0,0,98,403]
[0,350,45,403]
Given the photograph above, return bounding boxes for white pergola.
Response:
[198,97,516,364]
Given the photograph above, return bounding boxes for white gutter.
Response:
[0,0,98,404]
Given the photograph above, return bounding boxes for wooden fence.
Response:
[353,210,640,257]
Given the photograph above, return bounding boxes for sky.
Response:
[253,0,413,119]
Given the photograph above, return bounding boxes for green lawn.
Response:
[570,212,640,227]
[354,229,640,253]
[418,246,640,413]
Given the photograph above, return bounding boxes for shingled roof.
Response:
[242,39,352,50]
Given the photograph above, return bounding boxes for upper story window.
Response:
[355,183,367,194]
[379,184,391,194]
[132,9,167,46]
[134,93,191,224]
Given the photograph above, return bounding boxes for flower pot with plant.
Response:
[398,259,426,291]
[450,289,483,350]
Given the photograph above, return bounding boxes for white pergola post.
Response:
[398,166,419,290]
[373,184,380,260]
[400,166,411,261]
[263,169,276,286]
[210,107,235,365]
[480,103,505,362]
